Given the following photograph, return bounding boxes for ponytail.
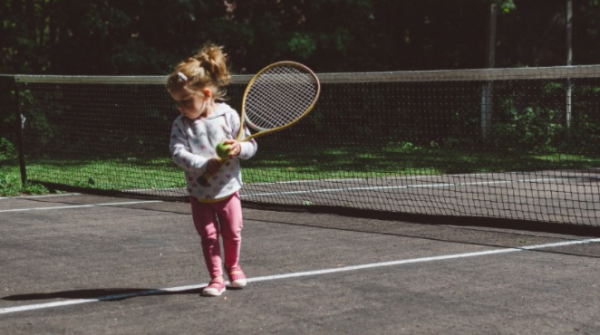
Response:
[166,43,231,100]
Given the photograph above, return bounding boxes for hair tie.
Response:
[176,72,188,82]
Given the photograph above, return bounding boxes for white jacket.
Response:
[169,103,257,201]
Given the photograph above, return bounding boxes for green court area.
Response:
[3,146,600,196]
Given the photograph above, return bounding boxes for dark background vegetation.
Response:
[1,0,598,76]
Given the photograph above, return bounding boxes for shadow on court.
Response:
[3,288,205,302]
[2,194,600,335]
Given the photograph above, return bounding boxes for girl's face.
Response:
[170,88,211,120]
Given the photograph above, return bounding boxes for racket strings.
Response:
[245,65,318,131]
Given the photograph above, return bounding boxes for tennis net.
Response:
[10,65,600,226]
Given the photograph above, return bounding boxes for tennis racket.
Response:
[198,61,321,186]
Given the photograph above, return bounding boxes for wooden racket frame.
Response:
[198,61,320,186]
[234,60,321,141]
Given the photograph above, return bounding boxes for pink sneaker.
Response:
[202,278,226,297]
[226,265,247,288]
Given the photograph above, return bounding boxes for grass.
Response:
[0,159,49,196]
[2,144,600,197]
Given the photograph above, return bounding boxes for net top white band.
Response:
[10,64,600,85]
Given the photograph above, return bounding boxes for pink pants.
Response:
[190,192,243,279]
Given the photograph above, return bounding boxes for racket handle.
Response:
[197,157,226,187]
[197,171,213,187]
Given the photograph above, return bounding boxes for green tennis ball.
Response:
[216,142,231,159]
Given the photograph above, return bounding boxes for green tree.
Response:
[2,0,599,75]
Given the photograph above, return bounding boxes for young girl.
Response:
[166,44,257,297]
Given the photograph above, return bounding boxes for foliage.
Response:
[489,104,565,152]
[487,0,516,14]
[2,0,599,75]
[0,137,17,160]
[0,164,49,196]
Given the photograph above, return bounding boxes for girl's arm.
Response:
[169,118,209,173]
[238,126,258,160]
[225,112,258,160]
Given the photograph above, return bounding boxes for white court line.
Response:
[0,200,163,213]
[2,237,599,316]
[243,178,560,198]
[1,178,562,210]
[0,177,568,203]
[0,193,81,200]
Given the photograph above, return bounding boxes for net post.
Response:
[13,78,28,186]
[0,75,27,186]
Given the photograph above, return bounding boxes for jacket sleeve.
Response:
[238,125,258,160]
[228,111,257,160]
[169,117,209,173]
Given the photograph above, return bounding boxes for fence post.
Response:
[481,2,497,140]
[566,0,573,133]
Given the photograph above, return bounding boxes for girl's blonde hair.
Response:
[166,44,231,100]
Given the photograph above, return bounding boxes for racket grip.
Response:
[196,157,226,187]
[197,171,213,187]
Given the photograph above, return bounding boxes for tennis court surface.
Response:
[2,193,600,334]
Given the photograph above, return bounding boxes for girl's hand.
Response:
[222,139,241,157]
